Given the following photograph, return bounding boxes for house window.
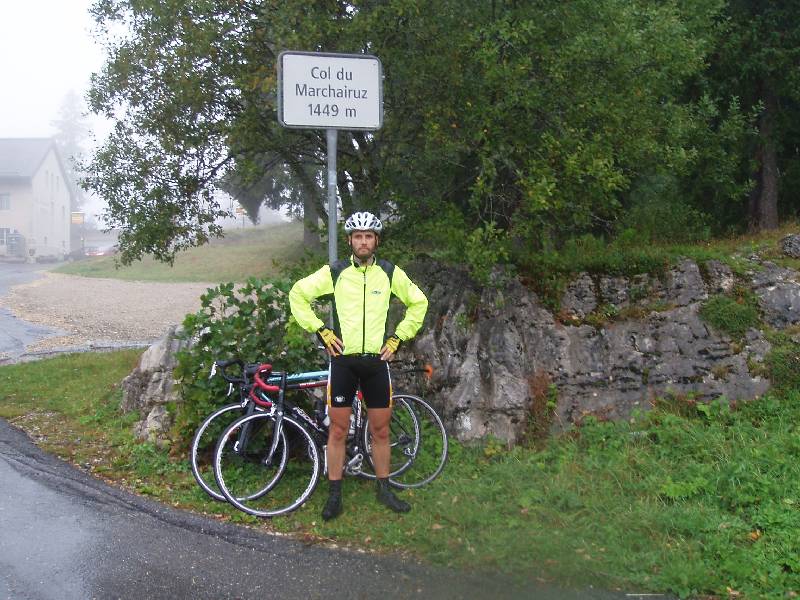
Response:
[0,194,9,210]
[0,228,9,245]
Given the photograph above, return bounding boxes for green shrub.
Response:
[765,338,800,391]
[699,290,761,339]
[620,174,711,244]
[383,206,509,284]
[172,276,320,449]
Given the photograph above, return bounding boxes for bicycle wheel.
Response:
[190,403,249,501]
[376,394,448,489]
[359,396,420,480]
[214,413,321,517]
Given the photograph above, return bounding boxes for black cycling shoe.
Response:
[376,479,411,513]
[322,492,343,521]
[322,494,342,520]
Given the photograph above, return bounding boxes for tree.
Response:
[52,90,92,211]
[219,158,323,249]
[359,0,724,254]
[703,0,800,231]
[85,0,724,267]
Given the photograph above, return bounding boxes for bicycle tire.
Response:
[190,403,251,501]
[372,394,448,489]
[358,396,420,480]
[207,408,289,505]
[214,413,321,517]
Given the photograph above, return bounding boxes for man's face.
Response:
[349,230,378,260]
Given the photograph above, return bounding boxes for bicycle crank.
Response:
[344,453,364,476]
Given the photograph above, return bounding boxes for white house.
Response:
[0,138,74,261]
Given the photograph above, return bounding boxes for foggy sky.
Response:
[0,0,103,139]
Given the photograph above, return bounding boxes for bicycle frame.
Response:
[251,366,372,476]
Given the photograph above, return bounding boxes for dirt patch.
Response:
[0,272,214,352]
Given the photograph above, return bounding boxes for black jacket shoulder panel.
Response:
[330,258,352,288]
[376,258,395,284]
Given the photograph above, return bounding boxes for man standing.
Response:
[289,211,428,520]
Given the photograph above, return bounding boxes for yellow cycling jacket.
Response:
[289,256,428,355]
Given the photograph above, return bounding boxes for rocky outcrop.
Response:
[751,261,800,328]
[121,325,189,445]
[404,256,800,444]
[781,234,800,259]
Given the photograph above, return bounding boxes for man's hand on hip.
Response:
[380,335,402,361]
[317,327,343,356]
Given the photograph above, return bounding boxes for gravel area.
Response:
[0,272,214,354]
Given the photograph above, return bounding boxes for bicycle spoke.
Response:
[190,403,248,501]
[359,393,448,485]
[386,394,448,489]
[214,413,321,517]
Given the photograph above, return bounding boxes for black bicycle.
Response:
[189,359,282,502]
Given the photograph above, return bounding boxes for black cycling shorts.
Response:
[328,355,393,409]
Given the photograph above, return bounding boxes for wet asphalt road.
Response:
[0,419,639,600]
[0,262,62,362]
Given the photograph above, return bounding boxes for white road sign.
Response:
[278,51,383,130]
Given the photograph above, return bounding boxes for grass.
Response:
[3,351,800,599]
[519,221,800,311]
[55,221,307,282]
[699,287,761,340]
[55,218,800,292]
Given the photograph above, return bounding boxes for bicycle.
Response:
[209,361,447,517]
[190,358,432,502]
[189,359,297,502]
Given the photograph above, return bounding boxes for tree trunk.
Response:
[302,192,321,250]
[286,157,323,251]
[750,87,780,231]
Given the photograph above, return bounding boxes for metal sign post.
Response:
[326,129,338,262]
[277,51,383,264]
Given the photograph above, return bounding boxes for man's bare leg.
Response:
[322,406,351,520]
[368,407,410,513]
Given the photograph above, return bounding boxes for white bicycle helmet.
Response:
[344,211,383,234]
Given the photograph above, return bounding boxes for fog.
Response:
[0,2,101,137]
[0,1,292,234]
[0,0,107,224]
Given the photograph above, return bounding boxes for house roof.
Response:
[0,138,61,180]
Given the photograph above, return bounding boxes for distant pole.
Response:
[326,128,338,264]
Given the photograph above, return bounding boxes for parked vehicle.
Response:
[85,245,117,257]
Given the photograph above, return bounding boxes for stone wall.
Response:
[403,255,799,445]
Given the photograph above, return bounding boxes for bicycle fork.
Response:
[261,372,287,467]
